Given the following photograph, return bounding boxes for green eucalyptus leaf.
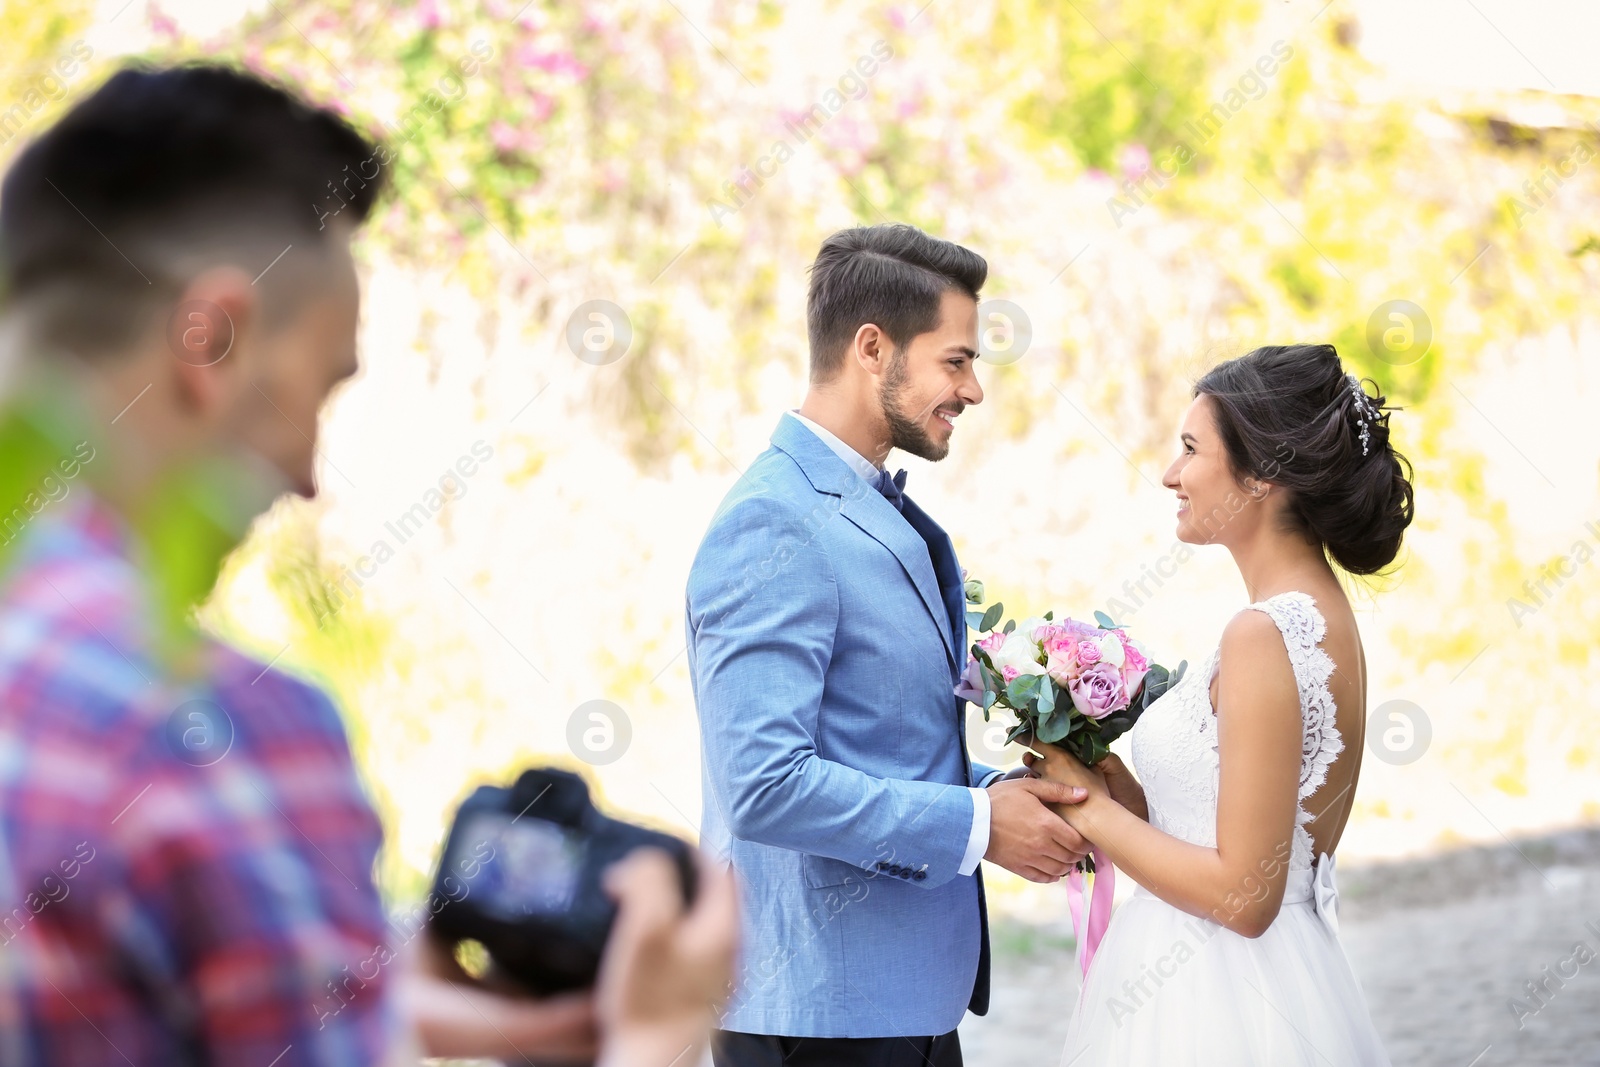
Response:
[1037,710,1071,744]
[979,603,1004,632]
[1005,674,1039,706]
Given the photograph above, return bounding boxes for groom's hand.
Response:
[982,778,1091,882]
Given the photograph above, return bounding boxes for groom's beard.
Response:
[880,350,959,462]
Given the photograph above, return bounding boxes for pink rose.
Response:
[1068,661,1128,720]
[1040,630,1078,658]
[954,657,986,704]
[1041,632,1079,684]
[1118,633,1150,694]
[1041,619,1104,686]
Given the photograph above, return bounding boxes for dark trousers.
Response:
[712,1028,963,1067]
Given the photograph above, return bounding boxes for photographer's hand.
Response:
[596,848,740,1067]
[399,927,599,1062]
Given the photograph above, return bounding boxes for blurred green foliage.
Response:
[991,0,1265,171]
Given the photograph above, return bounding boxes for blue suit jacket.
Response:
[686,414,997,1038]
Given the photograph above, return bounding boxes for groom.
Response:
[686,223,1091,1066]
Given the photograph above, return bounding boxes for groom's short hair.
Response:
[806,223,986,383]
[0,62,386,358]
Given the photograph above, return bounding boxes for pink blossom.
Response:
[148,5,180,40]
[519,47,589,79]
[1119,142,1151,182]
[490,120,520,152]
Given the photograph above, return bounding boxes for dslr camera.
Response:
[429,766,697,995]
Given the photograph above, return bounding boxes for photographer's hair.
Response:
[1195,343,1415,575]
[0,62,388,358]
[805,223,986,383]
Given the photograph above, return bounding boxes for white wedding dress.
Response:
[1060,591,1390,1065]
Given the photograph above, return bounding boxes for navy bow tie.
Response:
[873,467,908,511]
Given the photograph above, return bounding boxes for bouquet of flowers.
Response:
[953,577,1185,975]
[954,577,1186,772]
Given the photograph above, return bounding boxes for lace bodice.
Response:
[1129,591,1345,872]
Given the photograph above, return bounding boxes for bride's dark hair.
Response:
[1194,343,1415,575]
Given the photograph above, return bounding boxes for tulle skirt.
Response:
[1060,873,1391,1066]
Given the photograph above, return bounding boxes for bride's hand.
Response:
[1020,741,1109,806]
[1096,752,1149,821]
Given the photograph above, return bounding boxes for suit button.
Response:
[914,870,926,881]
[889,865,903,876]
[899,870,910,879]
[876,862,887,871]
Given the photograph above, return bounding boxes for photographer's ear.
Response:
[167,266,257,419]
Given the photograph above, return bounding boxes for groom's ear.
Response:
[851,322,890,376]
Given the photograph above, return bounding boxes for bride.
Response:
[1025,343,1412,1065]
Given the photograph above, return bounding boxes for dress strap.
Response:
[1240,592,1343,805]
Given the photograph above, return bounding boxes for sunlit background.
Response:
[5,0,1598,1062]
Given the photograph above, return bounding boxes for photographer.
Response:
[0,62,735,1065]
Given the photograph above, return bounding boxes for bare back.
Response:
[1207,580,1367,864]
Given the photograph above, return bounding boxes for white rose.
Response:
[1095,632,1126,668]
[989,630,1048,678]
[1017,616,1053,641]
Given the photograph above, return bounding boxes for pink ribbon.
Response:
[1065,844,1115,978]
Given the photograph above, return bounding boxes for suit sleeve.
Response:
[970,762,1005,787]
[688,495,974,889]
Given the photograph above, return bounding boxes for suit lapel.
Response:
[838,491,957,673]
[770,416,958,675]
[900,495,967,673]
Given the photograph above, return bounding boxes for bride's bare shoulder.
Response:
[1211,608,1298,711]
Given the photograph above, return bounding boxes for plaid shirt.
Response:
[0,493,396,1065]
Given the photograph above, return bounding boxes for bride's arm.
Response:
[1027,611,1302,938]
[1096,753,1148,822]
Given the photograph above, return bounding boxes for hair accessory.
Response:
[1347,374,1378,456]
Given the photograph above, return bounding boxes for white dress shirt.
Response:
[784,410,996,876]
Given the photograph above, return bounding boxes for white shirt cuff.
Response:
[958,786,991,876]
